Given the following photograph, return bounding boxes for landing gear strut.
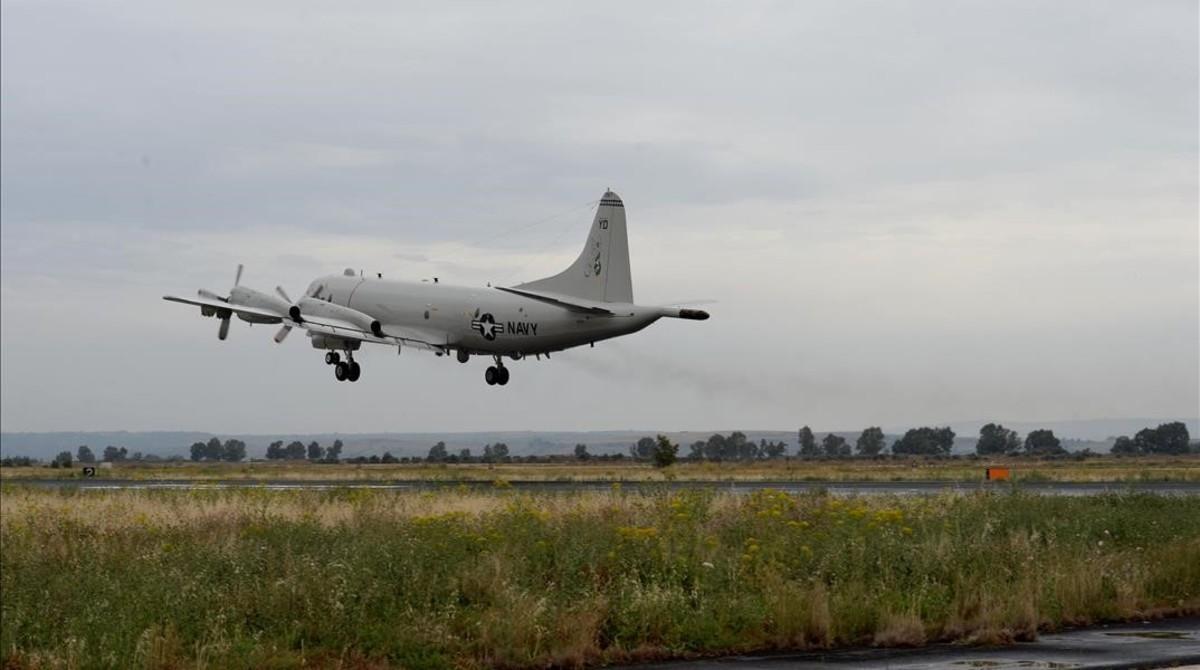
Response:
[328,351,361,382]
[485,356,510,386]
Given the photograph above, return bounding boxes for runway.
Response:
[8,478,1200,495]
[624,617,1200,669]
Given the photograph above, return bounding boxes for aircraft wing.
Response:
[163,295,284,323]
[166,294,450,352]
[291,316,452,353]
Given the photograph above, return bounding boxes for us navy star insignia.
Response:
[470,313,505,340]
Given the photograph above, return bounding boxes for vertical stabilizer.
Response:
[516,190,633,303]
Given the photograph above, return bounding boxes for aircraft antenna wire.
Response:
[438,199,599,264]
[494,200,601,286]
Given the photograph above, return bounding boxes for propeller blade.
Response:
[275,286,292,303]
[218,316,231,341]
[198,289,227,302]
[234,264,244,287]
[273,325,292,343]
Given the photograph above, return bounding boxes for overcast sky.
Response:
[1,0,1196,434]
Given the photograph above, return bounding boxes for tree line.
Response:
[972,421,1190,457]
[624,422,1194,462]
[2,422,1193,469]
[45,445,162,468]
[1110,422,1192,456]
[262,439,343,462]
[424,441,511,463]
[189,438,248,462]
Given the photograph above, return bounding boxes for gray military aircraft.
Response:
[164,190,709,386]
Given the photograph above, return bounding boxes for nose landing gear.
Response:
[326,351,361,382]
[485,356,510,386]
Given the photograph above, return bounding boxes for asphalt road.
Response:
[7,478,1200,495]
[625,617,1200,669]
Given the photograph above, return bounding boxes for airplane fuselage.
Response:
[306,272,665,356]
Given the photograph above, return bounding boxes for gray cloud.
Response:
[1,0,1196,433]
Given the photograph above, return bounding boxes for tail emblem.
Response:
[471,313,505,340]
[585,236,602,277]
[590,220,607,275]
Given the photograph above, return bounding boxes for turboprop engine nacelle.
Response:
[229,286,290,324]
[293,297,384,338]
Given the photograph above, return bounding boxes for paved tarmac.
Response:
[7,478,1200,495]
[626,617,1200,669]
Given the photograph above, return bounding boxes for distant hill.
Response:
[3,418,1195,460]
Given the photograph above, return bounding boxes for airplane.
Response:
[163,190,709,386]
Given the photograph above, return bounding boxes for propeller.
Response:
[198,265,297,342]
[272,285,294,343]
[202,264,244,341]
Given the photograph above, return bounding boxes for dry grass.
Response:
[2,486,1198,669]
[0,485,622,530]
[873,612,926,647]
[3,454,1199,483]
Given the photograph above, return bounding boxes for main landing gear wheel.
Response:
[325,351,340,365]
[484,365,510,386]
[334,359,361,382]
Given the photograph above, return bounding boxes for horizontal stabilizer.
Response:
[495,286,614,314]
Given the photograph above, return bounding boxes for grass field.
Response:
[2,455,1199,483]
[2,486,1198,669]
